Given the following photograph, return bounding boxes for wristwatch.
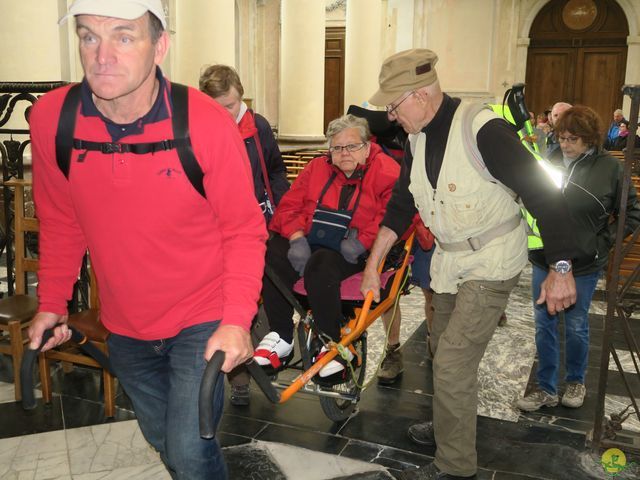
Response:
[550,260,572,274]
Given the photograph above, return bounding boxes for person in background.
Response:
[521,110,546,154]
[611,120,640,152]
[254,114,400,379]
[604,108,627,150]
[537,111,550,129]
[377,217,436,384]
[28,1,267,478]
[200,64,290,407]
[545,102,572,156]
[518,106,640,412]
[200,64,289,222]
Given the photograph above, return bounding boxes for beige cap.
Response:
[59,0,167,29]
[369,49,439,106]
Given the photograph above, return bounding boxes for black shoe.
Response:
[398,463,477,480]
[229,384,250,406]
[408,421,435,446]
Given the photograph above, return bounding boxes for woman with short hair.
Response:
[518,105,640,412]
[254,114,400,378]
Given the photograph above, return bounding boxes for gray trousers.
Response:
[430,274,520,476]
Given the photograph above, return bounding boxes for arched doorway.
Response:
[525,0,628,125]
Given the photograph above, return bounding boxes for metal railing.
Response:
[0,82,67,296]
[591,84,640,454]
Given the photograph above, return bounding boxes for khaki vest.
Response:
[408,104,527,294]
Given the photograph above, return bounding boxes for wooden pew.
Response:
[281,149,328,182]
[608,174,640,290]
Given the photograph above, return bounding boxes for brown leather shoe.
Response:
[377,343,404,385]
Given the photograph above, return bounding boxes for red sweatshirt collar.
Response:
[237,109,257,140]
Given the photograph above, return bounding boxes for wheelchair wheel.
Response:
[318,334,367,422]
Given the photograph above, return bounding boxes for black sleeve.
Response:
[381,142,418,237]
[477,119,577,263]
[255,114,290,205]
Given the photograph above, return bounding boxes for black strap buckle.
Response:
[155,139,173,152]
[101,142,123,154]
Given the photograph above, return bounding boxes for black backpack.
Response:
[55,82,206,198]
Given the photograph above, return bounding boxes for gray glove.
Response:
[340,228,366,264]
[287,236,312,275]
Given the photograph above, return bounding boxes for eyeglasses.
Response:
[386,91,414,116]
[557,135,580,144]
[328,142,367,154]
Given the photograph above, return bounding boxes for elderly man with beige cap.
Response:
[361,49,578,479]
[28,1,267,478]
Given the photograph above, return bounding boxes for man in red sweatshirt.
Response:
[27,1,267,478]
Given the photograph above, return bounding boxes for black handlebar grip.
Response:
[20,325,115,410]
[20,329,54,410]
[199,350,226,439]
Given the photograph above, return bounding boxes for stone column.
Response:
[278,0,326,142]
[344,0,383,109]
[623,36,640,120]
[251,0,280,125]
[514,37,530,83]
[173,0,235,87]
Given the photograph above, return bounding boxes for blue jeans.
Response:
[409,243,434,290]
[532,265,600,395]
[108,321,227,480]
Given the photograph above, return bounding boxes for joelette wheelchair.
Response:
[22,233,414,438]
[201,232,415,430]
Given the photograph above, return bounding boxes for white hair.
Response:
[326,114,371,142]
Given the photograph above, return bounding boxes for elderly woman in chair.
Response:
[254,114,400,378]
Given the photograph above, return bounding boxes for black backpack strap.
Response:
[72,138,191,154]
[170,83,206,198]
[56,82,206,198]
[55,84,82,179]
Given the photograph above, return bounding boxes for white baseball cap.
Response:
[59,0,167,29]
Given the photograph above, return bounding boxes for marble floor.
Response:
[1,265,640,479]
[0,420,394,480]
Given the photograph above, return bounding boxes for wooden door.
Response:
[525,0,628,126]
[575,48,627,122]
[324,27,345,133]
[526,48,576,112]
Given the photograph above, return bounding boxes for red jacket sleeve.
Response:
[31,87,89,315]
[356,154,400,250]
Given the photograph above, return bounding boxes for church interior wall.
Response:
[0,0,64,82]
[1,0,639,136]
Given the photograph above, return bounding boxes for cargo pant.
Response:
[429,274,520,477]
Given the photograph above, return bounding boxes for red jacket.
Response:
[269,142,400,249]
[30,82,267,339]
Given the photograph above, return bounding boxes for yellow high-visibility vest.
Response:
[487,103,544,250]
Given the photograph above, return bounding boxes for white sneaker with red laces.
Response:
[317,345,353,377]
[253,332,293,369]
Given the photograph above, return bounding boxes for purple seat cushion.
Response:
[293,270,399,301]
